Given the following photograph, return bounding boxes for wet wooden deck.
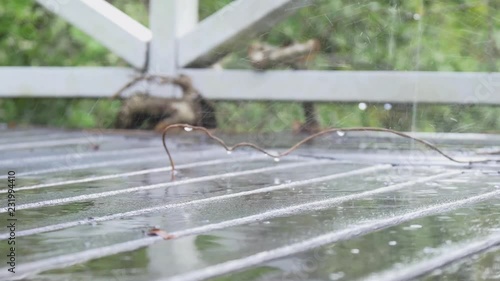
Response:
[0,128,499,281]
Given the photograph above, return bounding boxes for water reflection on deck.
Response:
[0,128,499,281]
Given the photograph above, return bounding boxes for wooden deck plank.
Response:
[0,129,498,281]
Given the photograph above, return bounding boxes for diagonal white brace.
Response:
[178,0,313,67]
[36,0,152,69]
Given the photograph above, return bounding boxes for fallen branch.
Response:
[147,228,175,240]
[112,74,217,131]
[248,39,322,133]
[162,124,494,179]
[248,39,320,70]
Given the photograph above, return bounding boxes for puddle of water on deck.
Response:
[4,162,369,230]
[6,171,497,280]
[26,200,500,281]
[415,246,500,281]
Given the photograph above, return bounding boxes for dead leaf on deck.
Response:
[147,228,175,240]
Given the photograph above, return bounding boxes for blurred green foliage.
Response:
[0,0,498,132]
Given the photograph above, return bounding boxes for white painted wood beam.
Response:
[0,67,139,97]
[178,0,313,67]
[148,0,177,97]
[36,0,151,69]
[148,0,198,97]
[1,68,498,105]
[181,69,500,104]
[176,0,199,37]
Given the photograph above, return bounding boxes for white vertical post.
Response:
[176,0,199,37]
[148,0,177,97]
[148,0,198,97]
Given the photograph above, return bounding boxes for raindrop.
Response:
[403,224,423,231]
[329,272,345,280]
[350,249,360,254]
[388,241,397,246]
[358,102,367,110]
[325,248,335,255]
[184,127,193,132]
[337,131,346,137]
[433,269,443,276]
[423,247,436,254]
[274,178,281,184]
[437,216,453,222]
[384,103,392,110]
[274,157,280,162]
[413,13,421,20]
[263,221,271,224]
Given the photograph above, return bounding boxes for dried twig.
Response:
[162,124,494,179]
[112,76,146,99]
[112,74,191,99]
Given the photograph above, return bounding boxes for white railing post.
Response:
[176,0,199,37]
[148,0,198,97]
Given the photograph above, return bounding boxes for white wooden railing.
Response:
[0,0,498,105]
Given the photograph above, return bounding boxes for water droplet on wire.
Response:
[184,127,193,132]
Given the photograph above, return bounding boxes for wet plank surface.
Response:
[0,128,499,281]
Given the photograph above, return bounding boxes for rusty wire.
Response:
[162,124,494,179]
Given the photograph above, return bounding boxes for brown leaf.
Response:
[147,228,175,240]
